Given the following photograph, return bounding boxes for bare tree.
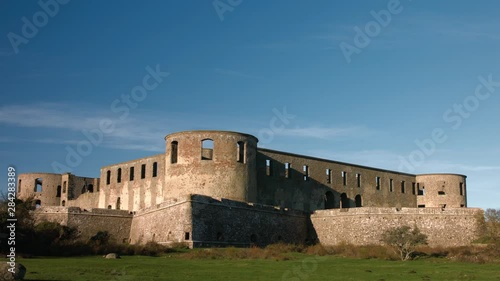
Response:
[381,225,428,261]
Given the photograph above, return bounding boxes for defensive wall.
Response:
[33,206,133,243]
[311,207,482,247]
[129,194,310,248]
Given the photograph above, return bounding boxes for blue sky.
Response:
[1,0,499,208]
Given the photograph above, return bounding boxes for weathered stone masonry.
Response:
[19,130,479,247]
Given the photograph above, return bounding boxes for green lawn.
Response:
[18,254,500,281]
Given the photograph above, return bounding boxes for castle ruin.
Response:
[18,130,482,247]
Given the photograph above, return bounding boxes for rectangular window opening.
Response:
[285,162,291,179]
[356,173,361,188]
[141,164,146,179]
[389,179,394,192]
[375,176,381,190]
[459,183,464,196]
[412,182,416,195]
[171,141,178,164]
[237,141,245,163]
[326,169,331,184]
[401,181,405,193]
[184,232,190,240]
[303,165,309,181]
[106,171,110,185]
[342,171,347,186]
[130,167,135,181]
[152,162,158,177]
[266,159,272,176]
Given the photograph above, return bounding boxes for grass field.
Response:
[17,253,500,281]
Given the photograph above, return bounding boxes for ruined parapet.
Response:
[18,173,63,207]
[416,174,467,208]
[164,130,258,203]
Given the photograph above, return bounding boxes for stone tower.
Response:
[416,174,467,208]
[164,130,258,202]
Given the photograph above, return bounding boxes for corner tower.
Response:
[164,130,258,202]
[416,174,467,208]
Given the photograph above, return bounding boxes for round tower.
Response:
[415,174,467,208]
[164,130,258,202]
[18,173,63,207]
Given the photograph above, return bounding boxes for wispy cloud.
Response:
[314,13,500,51]
[0,103,166,152]
[274,126,369,139]
[0,102,270,152]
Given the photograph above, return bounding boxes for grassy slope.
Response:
[19,254,500,281]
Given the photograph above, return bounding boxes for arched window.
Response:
[117,168,122,183]
[201,139,214,160]
[107,205,112,209]
[88,184,94,193]
[106,170,111,185]
[56,185,61,197]
[63,181,67,193]
[325,191,335,209]
[171,141,178,164]
[355,194,362,207]
[340,193,349,209]
[34,178,42,192]
[237,141,245,163]
[35,200,41,208]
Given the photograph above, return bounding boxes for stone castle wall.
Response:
[257,149,417,212]
[33,206,133,243]
[190,195,310,247]
[99,154,165,211]
[129,197,193,245]
[311,207,482,247]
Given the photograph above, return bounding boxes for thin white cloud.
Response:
[315,12,500,51]
[274,126,369,139]
[0,103,166,151]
